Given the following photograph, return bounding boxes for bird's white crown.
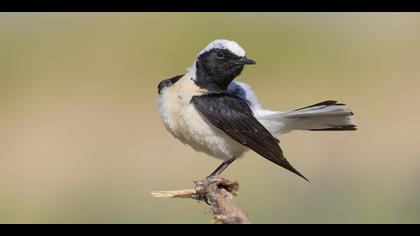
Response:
[188,39,246,80]
[198,39,246,57]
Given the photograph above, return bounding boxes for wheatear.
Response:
[158,39,356,184]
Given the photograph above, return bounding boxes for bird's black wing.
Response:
[157,74,183,94]
[192,93,308,181]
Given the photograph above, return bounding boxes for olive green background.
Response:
[0,13,419,223]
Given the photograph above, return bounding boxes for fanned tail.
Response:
[258,100,357,135]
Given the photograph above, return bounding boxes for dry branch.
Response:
[151,177,251,224]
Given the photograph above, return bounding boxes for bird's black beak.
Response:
[234,57,256,65]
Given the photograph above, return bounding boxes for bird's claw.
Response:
[194,175,224,205]
[202,175,223,189]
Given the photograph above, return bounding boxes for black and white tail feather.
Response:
[227,81,357,137]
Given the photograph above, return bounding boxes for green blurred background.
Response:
[0,13,419,224]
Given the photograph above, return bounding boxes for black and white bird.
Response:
[158,39,356,184]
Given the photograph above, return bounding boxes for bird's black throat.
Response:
[193,49,245,93]
[195,63,244,93]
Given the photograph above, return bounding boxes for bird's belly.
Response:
[159,96,246,161]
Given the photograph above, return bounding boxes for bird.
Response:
[157,39,356,185]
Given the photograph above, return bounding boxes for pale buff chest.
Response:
[157,75,247,160]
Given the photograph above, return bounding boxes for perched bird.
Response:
[157,39,356,184]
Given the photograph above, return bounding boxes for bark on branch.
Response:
[151,177,251,224]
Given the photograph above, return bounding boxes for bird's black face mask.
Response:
[194,48,255,93]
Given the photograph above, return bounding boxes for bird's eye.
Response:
[216,51,225,59]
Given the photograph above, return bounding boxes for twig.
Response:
[151,177,251,224]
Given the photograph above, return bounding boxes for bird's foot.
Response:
[204,175,225,188]
[193,175,224,205]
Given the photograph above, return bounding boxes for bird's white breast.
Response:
[158,74,246,161]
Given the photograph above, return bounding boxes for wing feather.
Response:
[192,93,308,181]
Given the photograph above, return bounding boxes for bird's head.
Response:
[189,39,256,92]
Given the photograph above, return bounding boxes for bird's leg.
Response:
[203,158,236,187]
[192,159,236,205]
